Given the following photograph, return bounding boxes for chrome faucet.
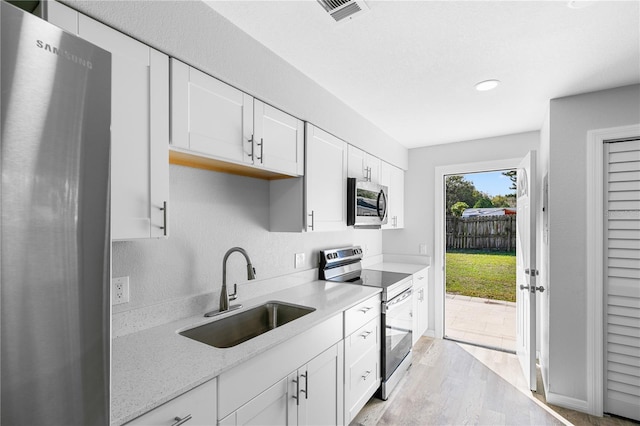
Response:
[205,247,256,317]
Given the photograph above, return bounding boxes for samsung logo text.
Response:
[36,40,93,70]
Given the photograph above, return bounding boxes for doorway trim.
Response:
[585,123,640,416]
[434,158,521,339]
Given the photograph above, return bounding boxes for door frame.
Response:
[434,158,521,339]
[585,123,640,416]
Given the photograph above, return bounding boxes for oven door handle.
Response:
[384,288,412,312]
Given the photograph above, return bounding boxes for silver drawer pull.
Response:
[417,275,425,280]
[359,306,372,313]
[360,330,372,339]
[362,370,372,381]
[172,414,192,426]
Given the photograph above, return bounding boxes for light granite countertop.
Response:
[111,280,381,425]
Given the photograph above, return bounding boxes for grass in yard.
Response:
[446,250,516,302]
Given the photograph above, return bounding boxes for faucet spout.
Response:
[219,247,256,312]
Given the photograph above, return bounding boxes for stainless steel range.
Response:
[319,246,413,400]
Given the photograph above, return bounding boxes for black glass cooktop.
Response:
[327,269,411,300]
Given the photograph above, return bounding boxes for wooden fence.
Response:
[446,215,516,251]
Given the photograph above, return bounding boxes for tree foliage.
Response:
[446,173,516,215]
[445,175,479,212]
[502,170,517,192]
[473,197,494,208]
[451,201,469,217]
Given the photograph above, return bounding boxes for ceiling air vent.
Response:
[317,0,370,22]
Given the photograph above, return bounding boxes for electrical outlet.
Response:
[419,244,427,255]
[294,253,305,269]
[112,276,129,305]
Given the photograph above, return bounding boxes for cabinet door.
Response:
[305,124,347,232]
[381,162,405,230]
[127,379,217,425]
[253,100,304,176]
[171,59,253,165]
[413,268,429,345]
[366,154,381,184]
[46,1,170,240]
[297,344,344,426]
[347,145,367,180]
[221,378,290,426]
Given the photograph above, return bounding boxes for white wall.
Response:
[546,84,640,403]
[61,0,408,169]
[113,165,382,314]
[383,131,540,332]
[538,110,551,393]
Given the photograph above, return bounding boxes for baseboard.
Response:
[545,391,589,413]
[423,329,436,338]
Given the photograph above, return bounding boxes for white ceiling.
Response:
[204,1,640,148]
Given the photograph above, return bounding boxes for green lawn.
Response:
[446,250,516,302]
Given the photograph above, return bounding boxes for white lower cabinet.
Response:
[343,295,382,424]
[217,314,344,425]
[126,378,216,425]
[412,267,429,345]
[220,343,344,426]
[219,378,289,426]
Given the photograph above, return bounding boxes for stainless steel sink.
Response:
[179,301,315,348]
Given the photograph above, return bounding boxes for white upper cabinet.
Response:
[45,1,170,240]
[171,59,253,165]
[305,124,348,232]
[254,100,304,176]
[381,161,405,229]
[171,59,304,177]
[348,145,381,184]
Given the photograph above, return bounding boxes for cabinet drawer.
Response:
[346,348,380,421]
[348,317,380,362]
[344,294,381,336]
[126,378,216,425]
[413,267,428,286]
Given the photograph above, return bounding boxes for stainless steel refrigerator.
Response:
[1,2,111,424]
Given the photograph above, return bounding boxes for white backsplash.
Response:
[111,165,382,335]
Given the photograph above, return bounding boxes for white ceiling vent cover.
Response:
[317,0,370,22]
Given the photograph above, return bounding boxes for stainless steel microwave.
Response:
[347,178,388,228]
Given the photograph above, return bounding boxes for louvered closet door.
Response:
[605,138,640,422]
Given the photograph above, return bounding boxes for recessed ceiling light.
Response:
[475,79,500,92]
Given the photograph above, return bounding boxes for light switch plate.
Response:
[294,253,305,269]
[112,276,129,305]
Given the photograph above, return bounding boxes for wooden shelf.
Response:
[169,149,293,181]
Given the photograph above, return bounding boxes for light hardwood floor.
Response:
[352,338,637,425]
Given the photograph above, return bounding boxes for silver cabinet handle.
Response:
[159,201,168,236]
[359,306,372,313]
[292,374,300,405]
[301,372,308,399]
[362,370,372,381]
[360,330,372,339]
[308,210,315,231]
[417,275,425,280]
[256,137,264,162]
[172,414,192,426]
[247,135,254,160]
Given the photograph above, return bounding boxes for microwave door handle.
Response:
[377,190,387,220]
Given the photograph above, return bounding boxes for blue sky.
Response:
[463,170,515,197]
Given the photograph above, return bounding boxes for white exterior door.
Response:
[604,138,640,422]
[516,150,538,391]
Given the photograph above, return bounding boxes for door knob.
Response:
[519,285,530,291]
